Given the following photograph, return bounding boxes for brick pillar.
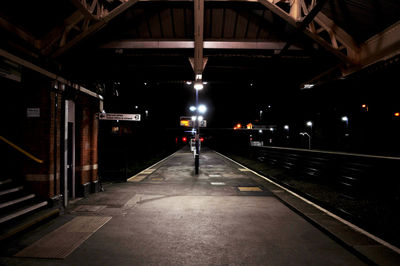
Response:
[76,95,99,197]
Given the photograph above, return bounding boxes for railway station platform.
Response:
[1,147,399,265]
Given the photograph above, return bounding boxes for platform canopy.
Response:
[0,0,399,87]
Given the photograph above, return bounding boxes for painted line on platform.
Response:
[127,151,178,182]
[214,151,400,255]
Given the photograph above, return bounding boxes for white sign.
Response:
[27,108,40,117]
[98,113,141,121]
[250,141,263,147]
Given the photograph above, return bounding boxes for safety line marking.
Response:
[238,187,263,192]
[215,151,400,255]
[127,151,178,182]
[210,182,225,186]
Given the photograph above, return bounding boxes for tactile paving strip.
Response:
[14,216,111,259]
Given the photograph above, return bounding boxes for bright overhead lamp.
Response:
[194,82,203,90]
[198,104,207,114]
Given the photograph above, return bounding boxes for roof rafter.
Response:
[50,0,139,57]
[101,40,302,50]
[257,0,358,66]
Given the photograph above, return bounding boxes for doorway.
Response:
[63,100,75,207]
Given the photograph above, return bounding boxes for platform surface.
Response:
[0,148,371,265]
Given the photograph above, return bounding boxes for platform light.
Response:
[198,104,207,114]
[194,82,203,90]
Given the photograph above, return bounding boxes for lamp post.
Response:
[341,116,349,136]
[193,81,203,175]
[300,132,311,149]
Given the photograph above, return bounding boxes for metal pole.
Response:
[195,89,200,174]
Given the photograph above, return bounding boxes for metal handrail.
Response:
[0,135,43,164]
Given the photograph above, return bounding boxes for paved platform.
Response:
[1,147,398,265]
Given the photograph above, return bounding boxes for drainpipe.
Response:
[53,82,58,197]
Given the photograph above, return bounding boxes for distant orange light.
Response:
[236,123,241,128]
[246,123,253,129]
[362,104,367,108]
[395,112,400,117]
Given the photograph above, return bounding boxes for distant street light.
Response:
[284,125,289,140]
[342,116,349,136]
[306,121,313,133]
[189,106,196,112]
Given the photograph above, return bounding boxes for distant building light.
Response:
[186,81,192,85]
[189,106,196,112]
[270,127,274,131]
[341,116,348,122]
[395,112,400,117]
[259,129,263,133]
[303,84,314,89]
[284,125,289,130]
[203,81,208,85]
[306,121,313,127]
[246,123,253,129]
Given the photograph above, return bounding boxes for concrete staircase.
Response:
[0,178,59,241]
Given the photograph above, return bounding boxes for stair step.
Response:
[0,179,12,186]
[0,201,48,224]
[0,186,23,197]
[0,194,35,209]
[0,207,60,241]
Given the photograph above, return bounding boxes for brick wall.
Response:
[21,71,61,199]
[2,68,100,200]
